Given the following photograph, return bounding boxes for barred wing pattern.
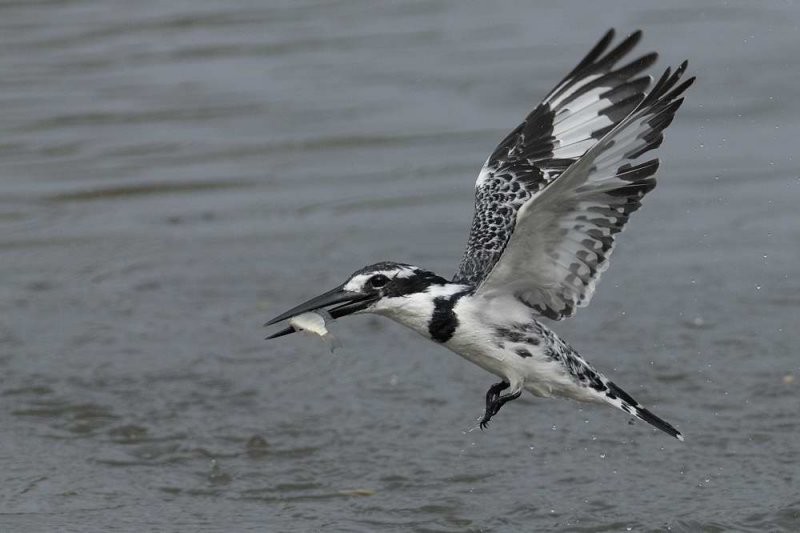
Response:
[454,29,657,286]
[474,63,694,320]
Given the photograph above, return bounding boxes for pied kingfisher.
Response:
[267,29,693,441]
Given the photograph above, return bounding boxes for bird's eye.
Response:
[369,274,389,288]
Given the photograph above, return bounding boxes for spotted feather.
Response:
[475,61,694,320]
[455,29,657,286]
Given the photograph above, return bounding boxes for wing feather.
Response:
[455,29,659,286]
[473,62,694,320]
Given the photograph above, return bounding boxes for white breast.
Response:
[444,294,536,378]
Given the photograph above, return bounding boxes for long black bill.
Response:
[264,284,376,340]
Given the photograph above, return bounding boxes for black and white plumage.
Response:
[267,30,694,441]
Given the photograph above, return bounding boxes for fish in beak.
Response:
[264,283,377,339]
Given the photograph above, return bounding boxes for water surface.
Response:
[1,1,798,531]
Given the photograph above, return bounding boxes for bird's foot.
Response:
[479,386,522,431]
[480,381,510,430]
[484,381,509,409]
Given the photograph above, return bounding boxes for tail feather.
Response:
[606,382,684,441]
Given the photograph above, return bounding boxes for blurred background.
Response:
[1,1,798,531]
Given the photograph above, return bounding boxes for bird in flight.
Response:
[266,29,693,441]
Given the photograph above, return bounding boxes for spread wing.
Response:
[463,60,694,320]
[453,29,658,287]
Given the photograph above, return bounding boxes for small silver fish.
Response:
[288,311,342,353]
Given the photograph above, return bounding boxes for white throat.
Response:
[368,283,469,338]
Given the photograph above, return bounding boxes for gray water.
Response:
[1,1,798,531]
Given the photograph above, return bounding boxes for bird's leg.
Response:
[484,381,509,410]
[480,381,515,429]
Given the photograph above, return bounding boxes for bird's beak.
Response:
[264,283,377,339]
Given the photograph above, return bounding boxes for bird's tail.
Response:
[604,381,684,441]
